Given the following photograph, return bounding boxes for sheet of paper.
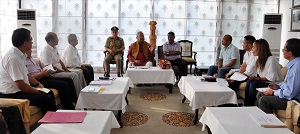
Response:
[256,87,271,92]
[216,78,229,86]
[90,80,113,85]
[42,64,56,72]
[230,69,240,72]
[35,88,51,93]
[38,111,87,123]
[250,114,287,128]
[229,72,248,81]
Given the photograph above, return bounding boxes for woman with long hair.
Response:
[244,39,283,106]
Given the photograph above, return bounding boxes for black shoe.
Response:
[104,73,110,77]
[117,73,122,77]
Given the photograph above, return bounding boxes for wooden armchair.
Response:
[178,40,197,74]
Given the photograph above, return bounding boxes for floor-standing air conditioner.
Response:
[17,9,37,58]
[262,13,282,61]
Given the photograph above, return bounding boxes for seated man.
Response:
[127,31,155,67]
[208,34,240,78]
[0,105,26,134]
[163,32,187,79]
[258,38,300,113]
[61,34,94,84]
[103,26,125,77]
[228,35,257,91]
[26,49,76,109]
[0,28,57,114]
[40,32,86,96]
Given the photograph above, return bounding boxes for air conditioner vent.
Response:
[17,10,35,20]
[264,15,281,24]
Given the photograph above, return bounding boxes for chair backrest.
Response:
[239,50,246,65]
[158,45,164,60]
[178,40,193,58]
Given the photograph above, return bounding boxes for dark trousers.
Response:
[229,80,246,92]
[82,66,94,85]
[244,80,269,106]
[207,65,233,78]
[169,59,187,77]
[0,106,26,134]
[257,92,288,113]
[0,91,57,114]
[38,77,75,110]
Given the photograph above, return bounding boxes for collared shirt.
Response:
[104,36,124,50]
[26,57,42,76]
[61,44,81,68]
[0,47,29,94]
[219,44,240,69]
[163,41,181,60]
[274,57,300,100]
[243,50,258,76]
[257,56,283,82]
[40,45,63,70]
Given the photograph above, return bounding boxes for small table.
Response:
[200,107,294,134]
[32,110,120,134]
[178,76,237,124]
[75,77,132,127]
[124,67,176,93]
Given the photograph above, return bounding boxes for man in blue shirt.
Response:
[258,38,300,113]
[207,34,240,78]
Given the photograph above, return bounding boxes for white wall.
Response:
[279,0,300,66]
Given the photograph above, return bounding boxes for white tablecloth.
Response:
[200,107,294,134]
[178,76,237,110]
[32,110,120,134]
[75,77,132,113]
[124,67,175,85]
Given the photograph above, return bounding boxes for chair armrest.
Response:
[0,98,30,134]
[81,63,91,66]
[103,51,109,56]
[192,51,197,61]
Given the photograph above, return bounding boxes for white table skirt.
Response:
[32,110,120,134]
[200,107,293,134]
[178,76,237,110]
[75,77,132,113]
[124,67,175,85]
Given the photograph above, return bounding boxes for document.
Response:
[216,78,229,86]
[35,88,51,93]
[42,64,56,73]
[81,86,105,93]
[229,72,248,81]
[90,80,113,85]
[250,114,287,128]
[256,87,271,92]
[38,111,87,123]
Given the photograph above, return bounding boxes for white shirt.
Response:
[0,47,29,94]
[243,51,258,77]
[40,45,63,70]
[61,44,81,68]
[257,56,283,82]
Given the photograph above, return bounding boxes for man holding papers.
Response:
[228,35,257,91]
[0,28,57,114]
[258,38,300,113]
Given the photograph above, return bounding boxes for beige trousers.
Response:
[103,53,122,73]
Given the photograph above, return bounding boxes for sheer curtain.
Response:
[0,0,18,58]
[17,0,278,70]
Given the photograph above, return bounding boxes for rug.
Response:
[140,92,166,101]
[162,112,194,127]
[122,111,148,126]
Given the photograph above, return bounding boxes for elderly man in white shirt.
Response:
[61,34,94,85]
[0,28,57,114]
[40,32,86,96]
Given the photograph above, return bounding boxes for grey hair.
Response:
[67,34,77,44]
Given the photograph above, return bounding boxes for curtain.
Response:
[0,0,18,59]
[16,0,279,70]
